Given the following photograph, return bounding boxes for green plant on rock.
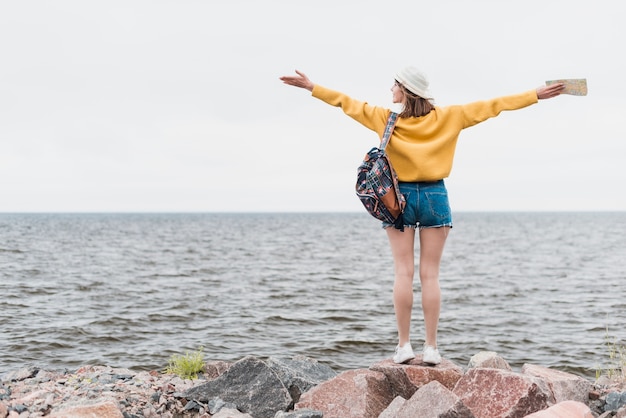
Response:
[597,325,626,383]
[164,346,205,380]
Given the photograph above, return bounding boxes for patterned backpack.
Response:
[355,112,406,231]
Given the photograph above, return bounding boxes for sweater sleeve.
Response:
[311,85,388,134]
[458,90,539,129]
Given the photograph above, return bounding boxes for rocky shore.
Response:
[1,351,625,418]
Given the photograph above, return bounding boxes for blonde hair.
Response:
[396,81,434,118]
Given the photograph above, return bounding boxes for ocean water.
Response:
[1,212,625,379]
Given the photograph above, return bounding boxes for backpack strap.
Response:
[380,112,398,151]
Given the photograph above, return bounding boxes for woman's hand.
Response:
[537,83,565,100]
[279,70,315,91]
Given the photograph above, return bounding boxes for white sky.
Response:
[1,0,624,212]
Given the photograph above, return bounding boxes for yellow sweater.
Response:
[312,85,538,181]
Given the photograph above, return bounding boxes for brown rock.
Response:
[204,360,232,380]
[398,380,475,418]
[588,389,601,400]
[523,400,592,417]
[453,368,553,418]
[370,357,464,399]
[521,364,592,404]
[468,351,512,371]
[295,369,394,418]
[0,402,7,417]
[49,400,124,418]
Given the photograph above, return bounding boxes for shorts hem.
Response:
[418,222,453,230]
[382,224,417,230]
[382,223,452,230]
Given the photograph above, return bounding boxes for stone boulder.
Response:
[521,364,592,404]
[453,367,553,418]
[523,400,592,417]
[396,380,475,418]
[370,357,464,399]
[378,396,407,418]
[184,356,291,418]
[266,355,337,404]
[295,368,394,418]
[468,351,512,371]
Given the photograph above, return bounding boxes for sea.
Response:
[1,212,625,379]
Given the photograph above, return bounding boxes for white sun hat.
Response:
[395,66,434,103]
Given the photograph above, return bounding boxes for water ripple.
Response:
[0,212,625,378]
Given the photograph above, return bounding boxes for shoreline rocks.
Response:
[1,352,625,418]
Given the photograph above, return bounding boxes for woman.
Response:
[279,67,564,365]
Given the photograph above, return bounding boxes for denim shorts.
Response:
[382,180,453,230]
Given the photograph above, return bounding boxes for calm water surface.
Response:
[1,212,624,379]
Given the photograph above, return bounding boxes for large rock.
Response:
[370,358,464,399]
[453,368,553,418]
[523,400,592,417]
[295,369,394,418]
[396,380,475,418]
[468,351,512,371]
[266,355,336,404]
[378,396,407,418]
[521,364,592,404]
[184,356,291,418]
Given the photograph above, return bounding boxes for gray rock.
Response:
[1,367,39,382]
[267,355,337,404]
[183,400,202,412]
[605,391,626,412]
[0,383,11,401]
[209,398,238,415]
[184,356,292,418]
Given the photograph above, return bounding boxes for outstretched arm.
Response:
[279,70,315,91]
[536,83,565,100]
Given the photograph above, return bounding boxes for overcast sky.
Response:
[1,0,624,212]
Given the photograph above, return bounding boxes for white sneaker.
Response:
[422,344,442,365]
[393,342,415,364]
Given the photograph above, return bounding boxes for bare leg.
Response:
[386,227,416,346]
[418,226,450,348]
